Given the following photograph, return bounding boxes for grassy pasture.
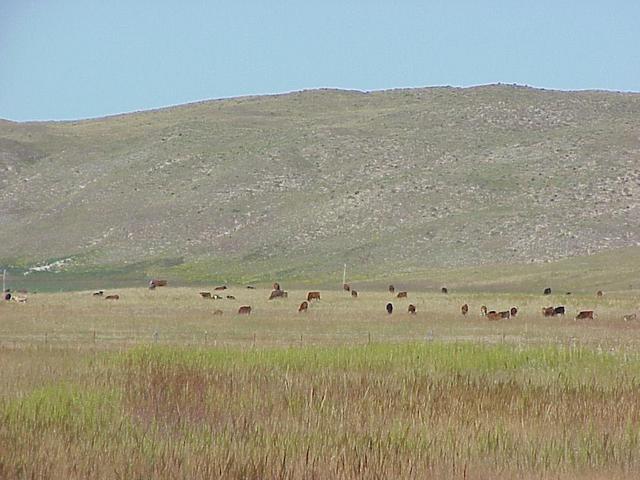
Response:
[2,287,640,478]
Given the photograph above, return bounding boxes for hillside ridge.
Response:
[1,84,639,284]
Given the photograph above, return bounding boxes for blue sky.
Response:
[1,1,639,121]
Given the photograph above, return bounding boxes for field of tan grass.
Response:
[2,287,640,479]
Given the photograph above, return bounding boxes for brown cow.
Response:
[510,307,518,317]
[408,304,416,314]
[498,311,510,319]
[269,289,287,300]
[480,305,488,316]
[542,307,555,317]
[238,306,252,315]
[307,291,321,302]
[396,291,408,298]
[575,310,594,320]
[623,313,637,322]
[343,283,351,291]
[461,304,469,316]
[596,290,604,297]
[200,292,212,298]
[214,285,227,291]
[487,311,501,321]
[149,279,167,289]
[105,295,120,300]
[441,287,448,294]
[388,285,395,294]
[351,290,358,298]
[212,309,223,316]
[298,301,309,313]
[386,303,393,314]
[272,282,280,291]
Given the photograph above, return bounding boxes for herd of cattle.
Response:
[2,281,636,321]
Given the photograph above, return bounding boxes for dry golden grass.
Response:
[2,287,640,479]
[1,286,639,348]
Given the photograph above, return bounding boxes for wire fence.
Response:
[1,329,638,353]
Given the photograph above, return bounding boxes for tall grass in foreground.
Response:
[2,343,640,479]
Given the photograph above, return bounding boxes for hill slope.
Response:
[1,85,639,286]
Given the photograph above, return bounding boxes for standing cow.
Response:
[307,291,321,302]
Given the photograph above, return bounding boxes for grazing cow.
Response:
[596,290,604,297]
[396,291,408,299]
[343,283,351,292]
[543,287,552,295]
[105,295,120,300]
[542,307,555,317]
[200,292,212,298]
[246,285,256,289]
[386,303,393,314]
[149,279,167,289]
[441,287,448,294]
[226,295,236,300]
[480,305,488,316]
[499,311,510,319]
[298,301,309,313]
[269,289,287,300]
[93,291,104,297]
[351,290,358,298]
[14,296,27,303]
[623,313,637,322]
[212,309,223,316]
[388,285,395,294]
[408,304,416,314]
[461,304,469,316]
[238,306,252,315]
[214,286,227,291]
[575,310,594,320]
[510,307,518,317]
[487,311,501,321]
[272,282,280,291]
[212,294,223,300]
[307,291,321,302]
[3,293,11,301]
[553,306,565,316]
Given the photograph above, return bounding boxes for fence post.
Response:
[93,330,96,344]
[300,334,303,347]
[153,331,159,344]
[204,330,208,346]
[253,332,256,348]
[368,332,371,345]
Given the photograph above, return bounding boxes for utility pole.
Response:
[2,269,5,292]
[342,263,347,287]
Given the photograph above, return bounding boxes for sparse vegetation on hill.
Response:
[1,85,639,286]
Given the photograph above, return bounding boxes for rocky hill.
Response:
[1,85,639,286]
